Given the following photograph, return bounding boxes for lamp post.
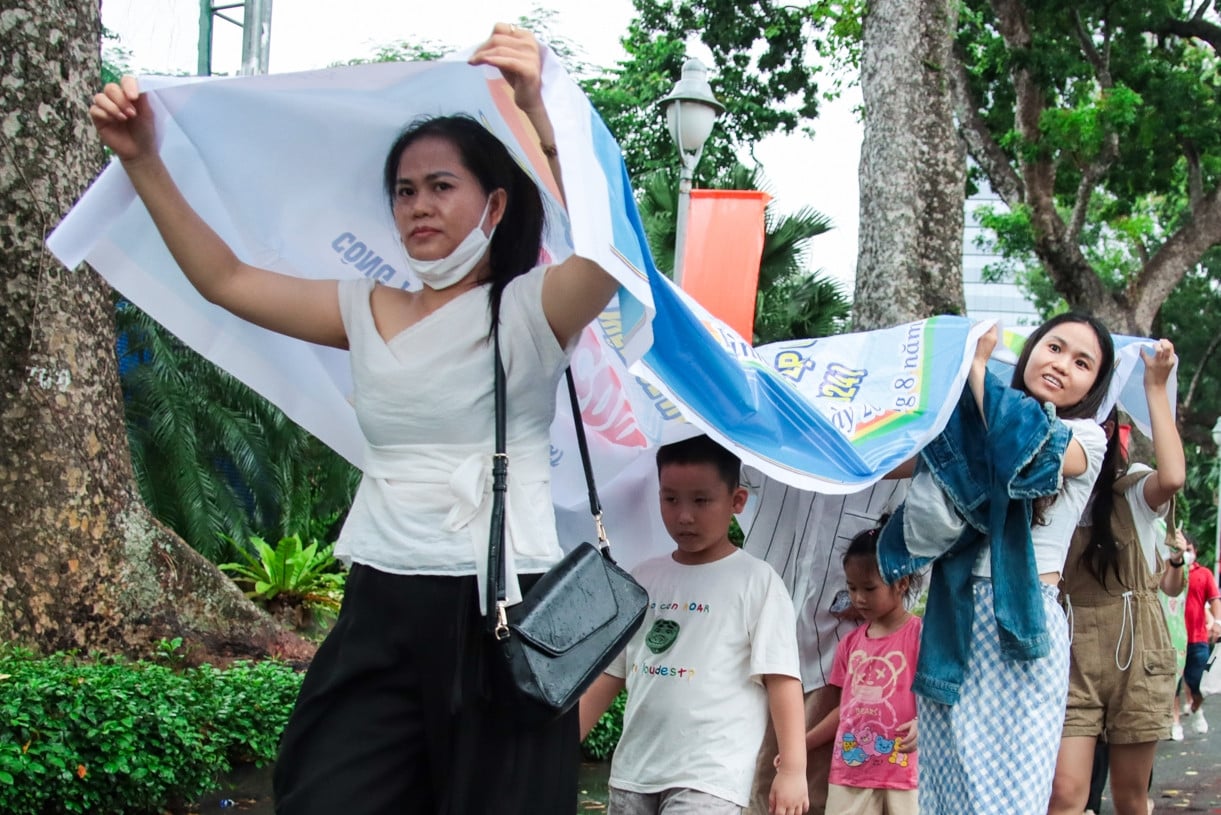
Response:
[1212,417,1221,582]
[659,58,724,288]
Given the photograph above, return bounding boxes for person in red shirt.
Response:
[1181,532,1221,734]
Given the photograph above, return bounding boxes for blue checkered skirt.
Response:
[917,580,1069,814]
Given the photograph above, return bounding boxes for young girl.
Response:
[878,313,1116,815]
[1049,339,1186,815]
[806,525,922,815]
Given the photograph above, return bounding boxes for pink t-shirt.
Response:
[828,615,921,790]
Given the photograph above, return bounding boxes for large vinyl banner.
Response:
[48,48,1165,569]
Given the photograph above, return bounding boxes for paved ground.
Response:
[1141,710,1221,814]
[187,722,1221,814]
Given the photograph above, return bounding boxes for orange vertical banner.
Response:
[681,189,770,342]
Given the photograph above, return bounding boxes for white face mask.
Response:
[1185,551,1197,566]
[404,198,496,290]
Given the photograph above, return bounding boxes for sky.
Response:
[100,0,863,289]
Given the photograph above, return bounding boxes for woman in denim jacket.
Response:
[880,314,1114,815]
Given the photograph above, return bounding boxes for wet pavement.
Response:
[1142,712,1221,814]
[183,717,1221,814]
[188,759,612,814]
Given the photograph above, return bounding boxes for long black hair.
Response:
[1082,408,1126,587]
[1012,312,1115,525]
[382,115,544,330]
[1011,312,1116,420]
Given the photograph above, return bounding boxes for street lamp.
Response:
[1212,417,1221,582]
[659,58,724,288]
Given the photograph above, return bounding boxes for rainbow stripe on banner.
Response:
[47,45,1165,568]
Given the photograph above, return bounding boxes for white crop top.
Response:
[333,265,569,608]
[975,417,1108,577]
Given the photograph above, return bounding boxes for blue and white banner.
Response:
[48,47,1164,569]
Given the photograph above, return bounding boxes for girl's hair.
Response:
[843,518,923,604]
[382,115,545,330]
[1011,312,1116,420]
[1012,312,1115,525]
[1082,408,1126,588]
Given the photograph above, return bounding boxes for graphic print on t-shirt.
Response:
[646,619,680,654]
[839,647,909,766]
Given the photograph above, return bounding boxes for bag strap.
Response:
[564,367,611,553]
[488,325,509,638]
[487,325,609,637]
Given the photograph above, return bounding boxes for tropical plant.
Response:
[635,162,849,344]
[220,534,346,632]
[117,301,360,561]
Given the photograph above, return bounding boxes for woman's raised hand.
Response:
[974,324,999,367]
[89,75,156,163]
[1141,338,1177,388]
[469,23,545,116]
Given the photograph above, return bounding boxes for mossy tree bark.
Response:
[0,0,311,663]
[853,0,967,330]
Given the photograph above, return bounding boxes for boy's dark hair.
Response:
[656,435,741,491]
[843,517,924,604]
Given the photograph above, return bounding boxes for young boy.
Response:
[580,435,809,815]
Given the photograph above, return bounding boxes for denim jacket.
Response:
[878,370,1070,705]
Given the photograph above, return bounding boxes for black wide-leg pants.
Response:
[273,565,578,815]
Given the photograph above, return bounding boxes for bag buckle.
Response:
[494,601,510,641]
[594,512,610,551]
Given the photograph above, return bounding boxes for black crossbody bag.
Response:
[486,325,648,722]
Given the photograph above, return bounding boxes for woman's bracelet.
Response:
[1169,558,1185,567]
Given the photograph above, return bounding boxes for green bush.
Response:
[581,689,627,761]
[0,645,302,814]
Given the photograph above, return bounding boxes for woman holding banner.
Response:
[1047,340,1185,815]
[91,24,617,815]
[879,314,1115,814]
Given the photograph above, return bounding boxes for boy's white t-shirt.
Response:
[606,549,800,806]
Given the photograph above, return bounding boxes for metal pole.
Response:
[241,0,273,75]
[674,160,693,288]
[197,0,214,76]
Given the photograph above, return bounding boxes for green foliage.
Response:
[635,162,848,343]
[341,7,595,77]
[581,689,627,761]
[117,301,360,562]
[581,0,833,182]
[100,28,130,85]
[958,0,1221,302]
[0,647,301,814]
[1153,257,1221,557]
[221,534,346,627]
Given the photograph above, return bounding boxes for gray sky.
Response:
[101,0,862,289]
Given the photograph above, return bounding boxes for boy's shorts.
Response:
[609,786,741,815]
[827,783,918,815]
[1184,642,1212,696]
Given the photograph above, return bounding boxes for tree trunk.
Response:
[0,1,310,663]
[853,0,967,330]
